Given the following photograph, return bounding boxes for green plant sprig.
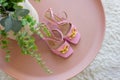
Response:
[16,29,52,73]
[16,13,52,73]
[0,30,10,62]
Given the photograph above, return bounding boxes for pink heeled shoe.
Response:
[44,8,81,45]
[40,24,73,58]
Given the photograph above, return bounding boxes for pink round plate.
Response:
[0,0,105,80]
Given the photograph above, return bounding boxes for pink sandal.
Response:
[40,24,73,58]
[44,8,81,45]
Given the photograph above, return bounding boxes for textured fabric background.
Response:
[0,0,120,80]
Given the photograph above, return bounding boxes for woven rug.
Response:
[0,0,120,80]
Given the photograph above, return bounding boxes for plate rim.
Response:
[0,0,106,80]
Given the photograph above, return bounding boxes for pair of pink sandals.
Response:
[41,8,81,58]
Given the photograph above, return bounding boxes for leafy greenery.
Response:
[16,31,37,55]
[0,0,52,73]
[0,30,10,62]
[38,23,52,37]
[0,8,30,33]
[0,0,24,14]
[22,15,36,29]
[16,31,52,73]
[15,9,30,17]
